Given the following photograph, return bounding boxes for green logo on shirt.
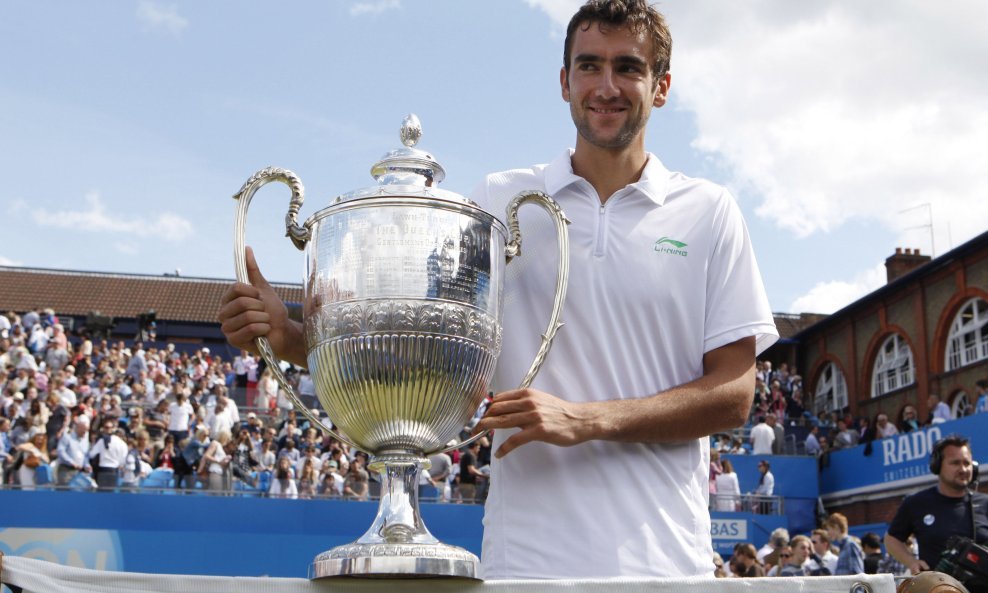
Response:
[654,237,688,257]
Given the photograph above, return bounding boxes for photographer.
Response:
[885,434,988,574]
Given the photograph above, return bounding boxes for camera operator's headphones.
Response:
[930,434,979,484]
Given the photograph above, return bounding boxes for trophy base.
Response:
[310,542,479,579]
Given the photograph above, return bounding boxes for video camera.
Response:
[936,535,988,592]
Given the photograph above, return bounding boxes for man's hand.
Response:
[218,247,306,367]
[473,388,591,459]
[909,559,929,575]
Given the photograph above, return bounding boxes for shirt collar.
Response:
[544,149,670,206]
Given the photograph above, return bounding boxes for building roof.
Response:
[0,266,303,324]
[794,227,988,339]
[772,312,829,340]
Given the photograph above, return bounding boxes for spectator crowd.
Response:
[712,514,913,578]
[0,308,490,502]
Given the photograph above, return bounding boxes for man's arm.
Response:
[217,247,307,368]
[884,533,926,575]
[474,336,756,458]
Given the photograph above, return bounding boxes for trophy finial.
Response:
[400,114,422,148]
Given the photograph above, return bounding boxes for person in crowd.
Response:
[269,456,298,499]
[885,434,988,574]
[230,428,257,488]
[729,437,748,455]
[457,440,484,503]
[757,526,789,567]
[712,552,727,578]
[202,429,232,492]
[805,425,821,456]
[752,460,775,514]
[767,412,784,455]
[14,427,49,489]
[297,457,317,499]
[975,379,988,414]
[88,419,128,489]
[167,390,194,445]
[927,393,952,425]
[875,413,899,438]
[709,449,722,496]
[177,427,209,490]
[734,543,765,577]
[825,512,864,575]
[153,433,178,470]
[0,417,13,479]
[714,458,741,512]
[343,455,370,501]
[804,529,838,575]
[778,535,811,577]
[750,416,775,455]
[120,435,146,488]
[56,416,91,485]
[833,419,859,449]
[861,532,883,574]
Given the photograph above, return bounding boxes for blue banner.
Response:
[820,414,988,499]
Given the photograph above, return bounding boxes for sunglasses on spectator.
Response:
[780,553,792,558]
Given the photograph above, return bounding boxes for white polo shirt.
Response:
[470,150,778,579]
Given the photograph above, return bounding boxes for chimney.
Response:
[885,247,931,283]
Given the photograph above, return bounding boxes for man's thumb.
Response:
[245,246,271,289]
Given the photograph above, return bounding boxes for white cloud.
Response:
[350,0,401,17]
[0,255,22,266]
[136,0,189,36]
[670,1,988,249]
[32,191,194,242]
[789,262,887,314]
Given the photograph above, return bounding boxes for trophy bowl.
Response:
[231,115,569,579]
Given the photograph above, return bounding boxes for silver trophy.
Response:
[231,115,570,579]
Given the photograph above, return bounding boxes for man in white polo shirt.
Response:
[218,0,776,579]
[466,0,777,579]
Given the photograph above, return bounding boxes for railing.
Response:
[709,493,784,515]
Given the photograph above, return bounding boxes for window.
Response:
[813,362,848,415]
[871,334,914,397]
[946,298,988,371]
[952,391,971,418]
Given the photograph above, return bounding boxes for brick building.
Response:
[792,230,988,522]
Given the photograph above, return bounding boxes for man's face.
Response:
[561,23,668,151]
[791,539,812,564]
[811,534,828,556]
[939,444,974,492]
[778,546,793,566]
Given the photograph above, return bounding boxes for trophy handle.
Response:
[434,190,571,455]
[232,167,361,452]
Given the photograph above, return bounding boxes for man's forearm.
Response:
[884,533,921,572]
[581,337,756,443]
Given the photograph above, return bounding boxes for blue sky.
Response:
[2,1,986,315]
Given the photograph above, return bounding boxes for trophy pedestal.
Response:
[311,542,478,579]
[310,455,480,579]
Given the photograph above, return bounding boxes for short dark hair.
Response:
[861,532,881,550]
[563,0,672,83]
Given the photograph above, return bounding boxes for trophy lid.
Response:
[332,114,473,206]
[370,114,446,186]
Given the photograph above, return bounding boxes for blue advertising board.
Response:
[0,490,483,577]
[820,414,988,500]
[723,454,817,536]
